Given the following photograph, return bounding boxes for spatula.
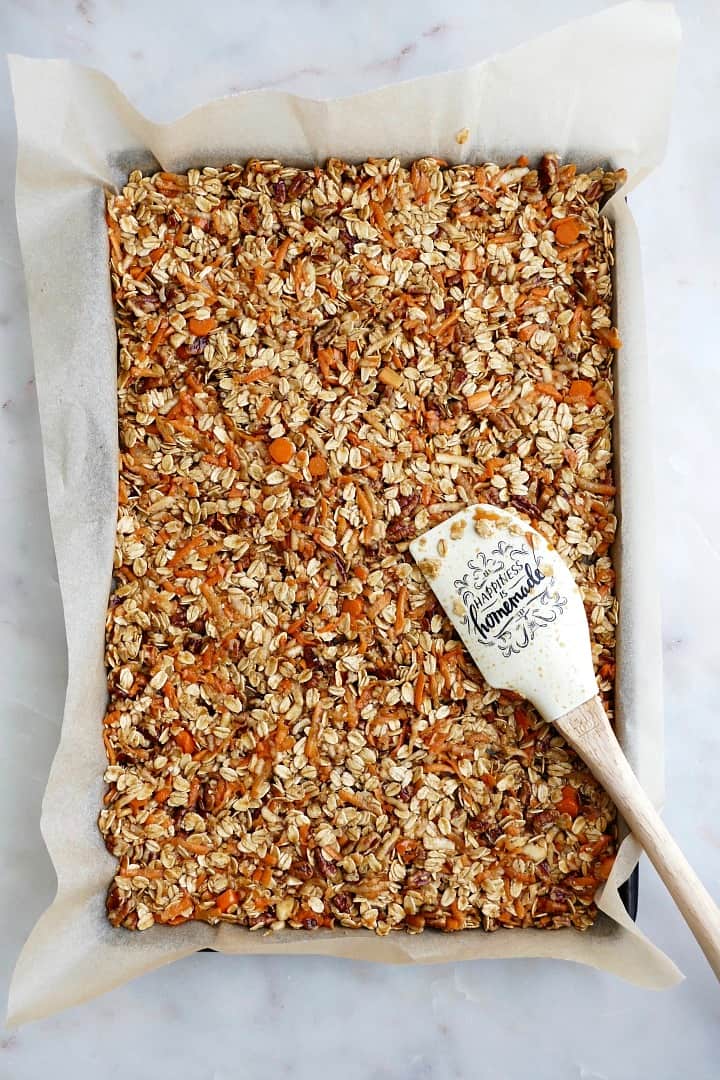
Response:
[410,503,720,979]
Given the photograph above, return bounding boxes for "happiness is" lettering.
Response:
[466,562,545,643]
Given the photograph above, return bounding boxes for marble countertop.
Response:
[1,1,718,1076]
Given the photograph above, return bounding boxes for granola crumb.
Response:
[418,558,442,579]
[474,519,495,538]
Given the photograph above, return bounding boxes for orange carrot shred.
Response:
[175,729,196,756]
[342,597,364,620]
[215,889,240,913]
[274,237,292,268]
[187,316,218,336]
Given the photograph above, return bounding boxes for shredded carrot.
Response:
[256,395,273,420]
[517,322,539,343]
[414,669,426,712]
[168,535,205,567]
[395,585,407,633]
[514,707,532,736]
[338,788,375,811]
[568,303,585,341]
[570,876,599,890]
[535,382,563,402]
[597,326,623,350]
[147,319,169,356]
[578,479,616,496]
[481,457,504,480]
[466,390,492,411]
[342,597,364,620]
[356,486,374,525]
[130,264,152,282]
[366,590,391,620]
[176,270,216,298]
[238,366,272,385]
[164,682,179,711]
[187,316,218,336]
[274,237,292,268]
[175,729,196,756]
[557,785,580,817]
[597,855,615,880]
[305,703,322,763]
[118,866,166,881]
[215,889,240,913]
[431,310,460,337]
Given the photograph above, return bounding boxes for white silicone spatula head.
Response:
[409,503,597,722]
[410,502,720,982]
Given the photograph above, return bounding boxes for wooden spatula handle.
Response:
[556,696,720,980]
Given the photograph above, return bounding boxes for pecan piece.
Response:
[538,153,559,192]
[510,494,540,518]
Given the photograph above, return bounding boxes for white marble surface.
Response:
[1,0,719,1076]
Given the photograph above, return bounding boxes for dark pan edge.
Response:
[619,865,639,920]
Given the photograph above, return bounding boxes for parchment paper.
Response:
[7,1,682,1025]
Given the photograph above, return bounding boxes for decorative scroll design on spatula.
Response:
[454,539,567,657]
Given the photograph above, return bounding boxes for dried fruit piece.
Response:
[269,437,294,464]
[308,454,327,478]
[554,217,582,246]
[566,380,594,403]
[341,597,364,619]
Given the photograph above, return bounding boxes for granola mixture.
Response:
[101,154,624,934]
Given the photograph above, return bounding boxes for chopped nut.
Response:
[275,897,295,922]
[378,367,402,389]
